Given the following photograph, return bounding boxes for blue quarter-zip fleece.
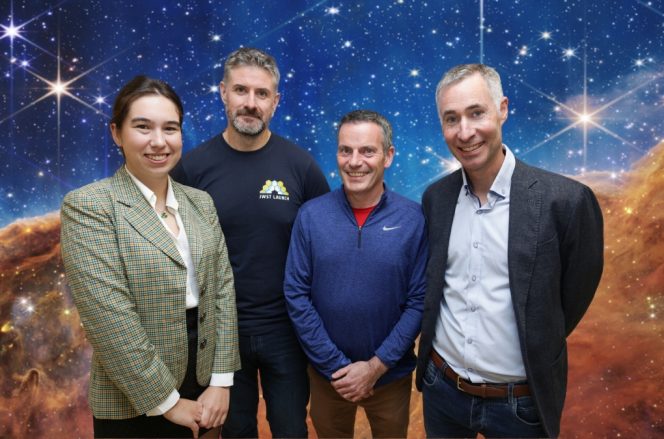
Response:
[284,187,428,387]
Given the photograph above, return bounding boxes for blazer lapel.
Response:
[508,161,542,327]
[112,168,185,267]
[437,172,462,259]
[428,170,463,303]
[174,185,205,285]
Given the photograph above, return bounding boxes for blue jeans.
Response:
[221,326,309,438]
[422,359,547,438]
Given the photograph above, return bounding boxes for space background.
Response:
[1,0,662,437]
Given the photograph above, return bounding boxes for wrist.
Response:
[369,356,388,377]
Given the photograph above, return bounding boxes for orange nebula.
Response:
[1,143,663,437]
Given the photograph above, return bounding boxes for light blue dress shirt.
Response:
[432,146,527,383]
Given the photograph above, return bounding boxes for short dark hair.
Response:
[223,47,280,90]
[111,75,184,129]
[337,110,393,154]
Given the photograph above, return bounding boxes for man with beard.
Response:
[172,47,329,438]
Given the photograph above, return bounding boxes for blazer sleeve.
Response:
[61,189,178,414]
[206,198,241,374]
[560,185,604,335]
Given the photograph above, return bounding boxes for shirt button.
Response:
[476,210,482,215]
[471,275,477,282]
[468,368,474,373]
[473,242,479,248]
[467,338,473,344]
[199,312,206,324]
[470,306,477,312]
[200,338,207,349]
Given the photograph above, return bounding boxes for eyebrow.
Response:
[232,84,272,93]
[130,117,180,126]
[441,103,484,117]
[338,144,377,150]
[466,104,484,111]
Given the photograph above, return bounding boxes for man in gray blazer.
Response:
[416,64,603,438]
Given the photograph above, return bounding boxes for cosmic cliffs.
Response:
[1,142,662,437]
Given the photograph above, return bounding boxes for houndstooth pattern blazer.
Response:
[61,166,240,419]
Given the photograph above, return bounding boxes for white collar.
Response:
[124,165,179,212]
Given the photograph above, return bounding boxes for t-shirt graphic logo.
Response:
[259,180,290,201]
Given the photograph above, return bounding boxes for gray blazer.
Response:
[416,159,604,437]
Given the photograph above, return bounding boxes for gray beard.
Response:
[232,116,265,137]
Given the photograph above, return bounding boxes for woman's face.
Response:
[111,95,182,185]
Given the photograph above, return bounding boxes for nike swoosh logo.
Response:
[382,226,401,231]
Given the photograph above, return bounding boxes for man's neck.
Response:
[466,171,496,205]
[345,187,384,209]
[223,127,272,152]
[465,150,506,205]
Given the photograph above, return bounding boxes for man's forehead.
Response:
[226,66,276,86]
[438,80,492,110]
[338,123,384,144]
[440,102,487,114]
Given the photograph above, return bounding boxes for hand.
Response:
[163,398,203,438]
[331,356,388,402]
[197,386,230,428]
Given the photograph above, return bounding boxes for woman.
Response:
[61,76,240,438]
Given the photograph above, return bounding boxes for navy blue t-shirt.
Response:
[172,133,330,335]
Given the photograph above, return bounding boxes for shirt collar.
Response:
[489,145,515,199]
[124,165,179,211]
[460,144,515,200]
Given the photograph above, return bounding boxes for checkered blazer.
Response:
[61,166,240,419]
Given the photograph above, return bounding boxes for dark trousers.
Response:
[93,308,210,438]
[221,326,309,438]
[422,358,547,438]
